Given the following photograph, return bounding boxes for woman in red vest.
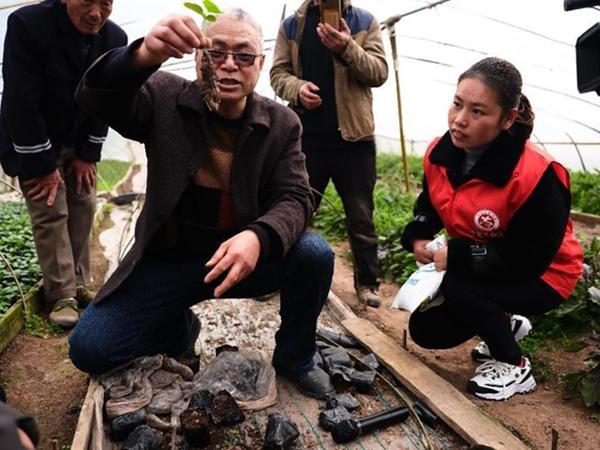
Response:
[400,57,583,400]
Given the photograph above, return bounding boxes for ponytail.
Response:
[509,94,535,143]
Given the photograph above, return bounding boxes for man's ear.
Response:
[258,53,266,71]
[502,107,519,130]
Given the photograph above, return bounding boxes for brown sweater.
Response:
[147,114,241,259]
[192,113,240,229]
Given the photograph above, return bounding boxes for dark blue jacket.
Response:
[0,0,127,178]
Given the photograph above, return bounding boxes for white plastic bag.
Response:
[391,235,447,312]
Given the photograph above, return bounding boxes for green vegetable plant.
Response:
[556,237,600,408]
[0,202,41,316]
[571,170,600,216]
[184,0,222,22]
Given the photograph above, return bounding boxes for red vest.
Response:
[425,138,583,299]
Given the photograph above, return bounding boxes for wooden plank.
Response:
[325,290,355,322]
[91,384,112,450]
[71,378,97,450]
[0,284,41,355]
[570,210,600,227]
[341,316,529,450]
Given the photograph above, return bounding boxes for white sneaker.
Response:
[467,357,536,400]
[471,315,532,362]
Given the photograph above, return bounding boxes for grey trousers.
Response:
[20,150,95,304]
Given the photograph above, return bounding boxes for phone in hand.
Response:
[320,0,341,30]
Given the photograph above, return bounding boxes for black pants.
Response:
[409,272,563,365]
[303,142,379,286]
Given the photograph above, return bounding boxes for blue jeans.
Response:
[69,232,334,376]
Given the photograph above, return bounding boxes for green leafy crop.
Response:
[0,202,41,316]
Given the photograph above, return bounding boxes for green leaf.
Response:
[563,339,587,353]
[589,287,600,307]
[203,0,222,14]
[205,14,217,22]
[591,236,600,256]
[563,371,585,394]
[553,298,586,318]
[184,2,206,17]
[580,368,600,408]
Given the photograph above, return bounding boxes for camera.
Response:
[564,0,600,94]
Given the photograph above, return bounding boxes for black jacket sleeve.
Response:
[0,401,39,449]
[2,12,57,177]
[75,27,128,163]
[401,176,445,252]
[75,38,159,143]
[446,166,571,280]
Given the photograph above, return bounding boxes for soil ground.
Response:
[0,216,598,449]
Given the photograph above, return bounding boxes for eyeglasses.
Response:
[206,49,261,67]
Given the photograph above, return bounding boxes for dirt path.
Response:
[0,214,111,450]
[330,223,600,450]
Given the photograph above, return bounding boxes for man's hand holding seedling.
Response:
[133,14,212,68]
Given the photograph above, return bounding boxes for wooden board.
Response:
[340,315,529,450]
[71,378,97,450]
[0,283,40,355]
[570,210,600,227]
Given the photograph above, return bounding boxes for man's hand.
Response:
[413,239,434,265]
[433,247,448,272]
[133,14,212,68]
[66,158,96,195]
[299,82,322,110]
[316,19,351,54]
[24,169,63,206]
[204,230,261,298]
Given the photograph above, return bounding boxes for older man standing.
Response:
[0,0,127,327]
[69,9,336,400]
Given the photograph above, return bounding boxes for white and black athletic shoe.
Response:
[467,357,536,400]
[471,314,532,363]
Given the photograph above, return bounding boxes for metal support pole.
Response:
[381,0,452,195]
[387,26,411,194]
[565,131,588,172]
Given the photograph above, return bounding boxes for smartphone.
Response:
[320,0,341,30]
